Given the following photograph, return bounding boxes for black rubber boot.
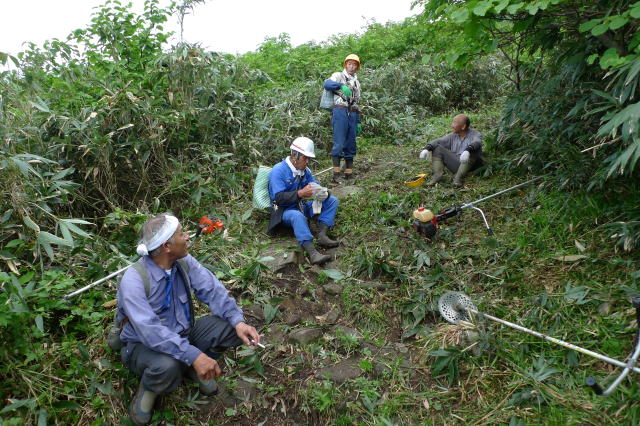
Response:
[332,157,341,183]
[344,158,354,179]
[427,158,444,186]
[317,223,339,248]
[302,241,331,265]
[129,381,157,426]
[453,162,472,188]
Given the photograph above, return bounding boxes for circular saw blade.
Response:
[438,291,477,324]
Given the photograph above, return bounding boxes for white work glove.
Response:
[459,150,470,164]
[309,182,328,201]
[419,149,431,160]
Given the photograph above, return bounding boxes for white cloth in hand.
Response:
[459,150,470,163]
[419,149,431,160]
[312,200,323,215]
[309,183,328,214]
[315,187,328,202]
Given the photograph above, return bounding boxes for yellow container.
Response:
[405,174,426,188]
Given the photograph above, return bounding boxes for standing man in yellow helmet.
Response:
[323,54,362,182]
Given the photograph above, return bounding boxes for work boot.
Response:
[344,159,354,180]
[453,162,472,188]
[317,223,339,248]
[302,241,331,265]
[332,167,341,183]
[187,367,218,396]
[332,157,342,183]
[129,381,157,426]
[427,158,444,186]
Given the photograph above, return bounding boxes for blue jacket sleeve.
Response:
[185,255,245,327]
[119,268,202,365]
[268,164,286,200]
[324,79,342,91]
[269,164,301,206]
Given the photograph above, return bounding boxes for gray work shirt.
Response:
[117,254,244,365]
[328,70,361,110]
[425,129,483,156]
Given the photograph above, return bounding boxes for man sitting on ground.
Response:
[116,213,260,425]
[419,114,484,187]
[268,137,340,265]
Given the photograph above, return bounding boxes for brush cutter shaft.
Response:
[461,305,640,374]
[461,176,543,210]
[315,167,333,176]
[63,264,131,300]
[426,176,541,238]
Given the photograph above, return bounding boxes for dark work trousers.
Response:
[432,145,484,174]
[120,315,243,394]
[331,108,358,159]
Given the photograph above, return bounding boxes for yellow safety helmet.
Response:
[343,54,361,70]
[405,174,426,188]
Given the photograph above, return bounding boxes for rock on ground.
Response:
[330,185,364,199]
[289,327,323,345]
[315,358,362,383]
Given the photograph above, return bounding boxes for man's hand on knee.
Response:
[192,353,221,379]
[235,321,261,346]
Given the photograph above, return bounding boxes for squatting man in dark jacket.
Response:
[419,114,484,187]
[267,137,340,265]
[115,213,260,425]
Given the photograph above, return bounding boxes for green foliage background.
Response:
[0,0,639,423]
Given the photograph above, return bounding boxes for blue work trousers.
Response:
[281,196,339,245]
[331,108,358,159]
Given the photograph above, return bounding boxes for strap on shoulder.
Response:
[176,259,191,285]
[175,258,195,327]
[131,262,151,298]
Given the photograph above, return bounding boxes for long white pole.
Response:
[461,176,543,210]
[466,307,640,374]
[63,264,131,300]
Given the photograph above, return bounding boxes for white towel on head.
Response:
[136,215,179,256]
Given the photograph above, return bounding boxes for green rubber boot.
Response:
[427,158,444,186]
[453,162,472,188]
[129,381,157,425]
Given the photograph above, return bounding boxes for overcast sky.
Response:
[1,0,420,57]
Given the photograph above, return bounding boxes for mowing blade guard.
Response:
[438,291,476,324]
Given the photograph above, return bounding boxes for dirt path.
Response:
[185,149,430,424]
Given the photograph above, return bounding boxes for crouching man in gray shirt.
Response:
[116,213,260,425]
[419,114,484,187]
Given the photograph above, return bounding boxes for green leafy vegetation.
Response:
[1,0,639,424]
